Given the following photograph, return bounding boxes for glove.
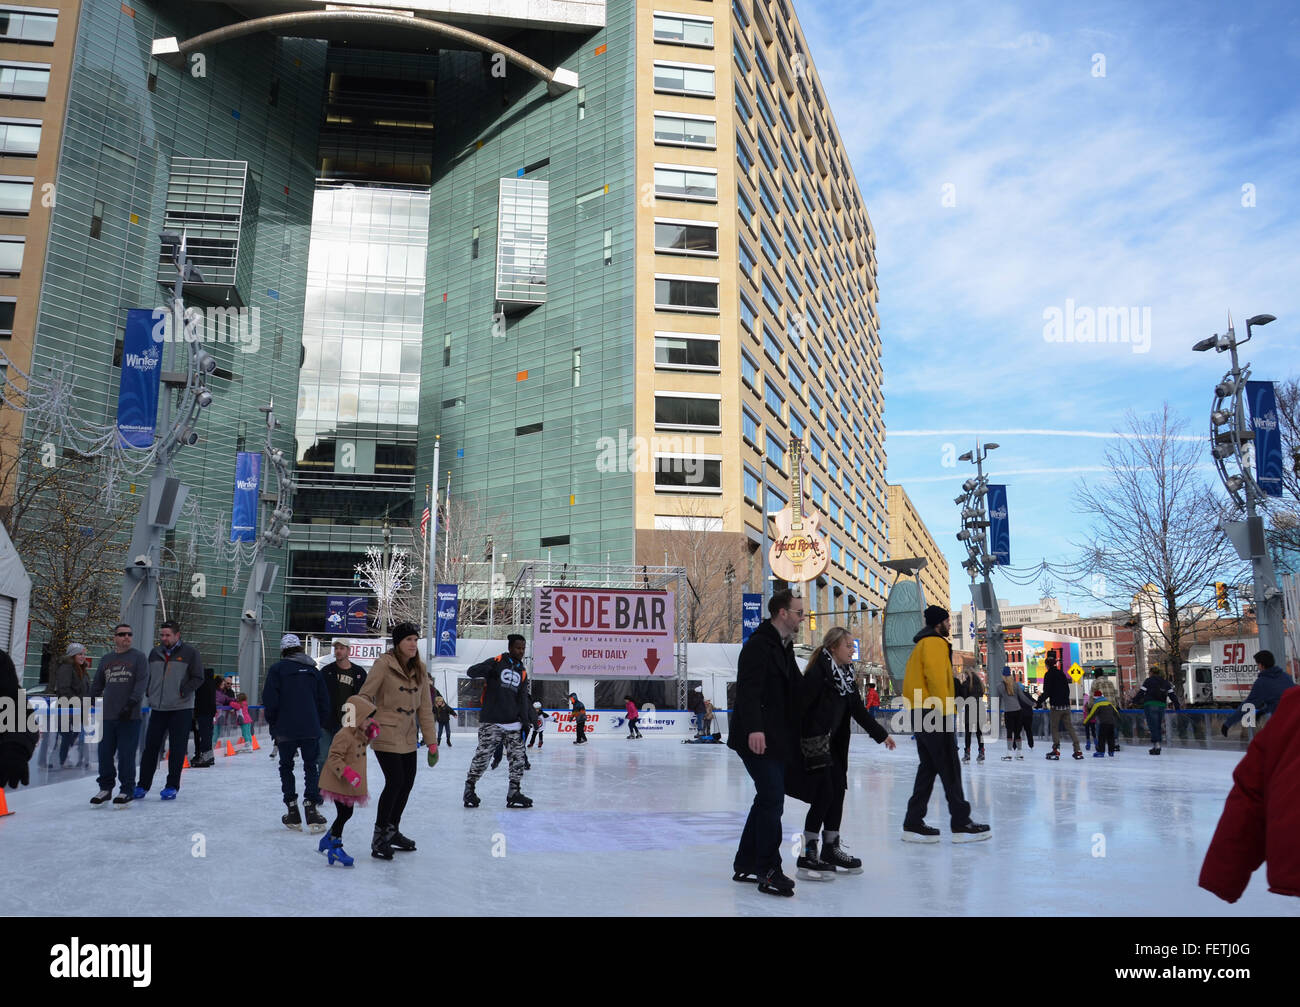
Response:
[365,722,381,741]
[0,742,31,789]
[342,766,362,788]
[1220,723,1229,738]
[118,708,132,722]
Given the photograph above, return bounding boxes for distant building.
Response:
[885,484,949,611]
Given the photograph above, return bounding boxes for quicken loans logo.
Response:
[49,939,151,987]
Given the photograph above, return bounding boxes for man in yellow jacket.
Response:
[901,606,991,844]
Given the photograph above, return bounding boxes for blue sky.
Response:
[796,0,1300,614]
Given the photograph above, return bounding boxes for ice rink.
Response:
[2,732,1293,917]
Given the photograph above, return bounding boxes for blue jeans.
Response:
[97,718,141,793]
[734,749,786,875]
[278,736,322,805]
[1144,708,1164,746]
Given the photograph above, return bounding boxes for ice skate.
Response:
[951,821,992,843]
[304,801,327,834]
[506,785,533,809]
[1072,751,1085,760]
[463,781,481,808]
[1046,748,1060,761]
[112,792,132,807]
[282,801,302,831]
[90,789,111,805]
[1093,751,1106,757]
[1015,753,1024,760]
[757,867,795,897]
[160,787,178,800]
[821,838,863,873]
[1148,746,1161,755]
[901,822,942,844]
[795,840,837,881]
[977,746,985,763]
[371,825,395,860]
[389,829,417,851]
[319,834,354,867]
[962,750,970,763]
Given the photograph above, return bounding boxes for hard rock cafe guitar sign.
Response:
[768,438,829,583]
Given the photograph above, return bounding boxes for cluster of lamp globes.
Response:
[953,444,999,576]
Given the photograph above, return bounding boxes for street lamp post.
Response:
[955,442,1006,683]
[724,561,736,640]
[1192,312,1286,664]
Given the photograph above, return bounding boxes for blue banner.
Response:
[435,584,459,657]
[229,451,262,543]
[742,593,762,643]
[326,596,369,634]
[116,308,163,448]
[987,484,1010,565]
[1247,381,1283,497]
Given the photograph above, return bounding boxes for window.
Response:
[831,539,842,565]
[756,130,777,171]
[90,198,103,239]
[655,393,722,431]
[732,0,751,28]
[758,180,778,218]
[765,484,787,515]
[736,132,754,173]
[779,96,795,133]
[0,10,56,45]
[762,324,782,363]
[739,237,757,277]
[789,409,805,440]
[782,181,799,217]
[734,85,752,125]
[0,118,39,156]
[0,177,32,214]
[655,220,718,256]
[443,332,451,367]
[830,497,841,523]
[780,137,797,177]
[516,422,543,436]
[733,34,752,76]
[0,61,49,99]
[788,365,804,397]
[765,430,786,470]
[742,407,760,445]
[754,46,774,86]
[0,231,22,271]
[653,13,715,47]
[655,112,717,148]
[572,347,582,387]
[785,316,802,350]
[755,88,775,127]
[655,335,728,374]
[653,61,716,97]
[761,274,781,314]
[739,292,756,333]
[0,296,12,334]
[759,224,780,264]
[744,465,761,505]
[783,226,800,261]
[655,455,722,493]
[655,165,718,201]
[603,227,613,265]
[810,479,824,507]
[655,275,719,313]
[737,185,755,227]
[784,268,802,303]
[471,225,479,259]
[808,390,822,421]
[764,379,785,418]
[741,349,758,387]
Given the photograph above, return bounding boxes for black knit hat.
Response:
[391,622,420,650]
[924,605,949,627]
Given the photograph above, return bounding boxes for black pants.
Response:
[528,728,543,747]
[374,750,418,829]
[329,801,354,838]
[962,707,983,751]
[804,771,846,834]
[904,731,971,830]
[1097,722,1116,754]
[192,710,214,757]
[1005,709,1034,748]
[627,716,641,738]
[734,749,785,874]
[277,736,321,805]
[436,722,451,745]
[575,718,587,743]
[138,708,191,792]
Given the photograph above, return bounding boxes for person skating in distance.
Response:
[463,634,533,809]
[527,702,549,748]
[1035,652,1083,760]
[900,606,990,844]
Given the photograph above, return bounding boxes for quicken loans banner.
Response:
[116,308,162,448]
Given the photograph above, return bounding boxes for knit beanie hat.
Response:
[391,622,420,650]
[924,605,948,627]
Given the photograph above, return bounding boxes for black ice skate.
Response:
[389,829,416,851]
[951,821,992,843]
[304,801,327,834]
[1072,751,1085,760]
[282,801,302,831]
[901,822,942,844]
[506,786,533,809]
[795,840,837,881]
[371,824,395,860]
[977,746,985,763]
[757,867,795,897]
[962,750,970,763]
[90,789,112,805]
[820,839,863,873]
[1046,748,1060,761]
[463,781,481,808]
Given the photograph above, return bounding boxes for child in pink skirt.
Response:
[317,695,380,866]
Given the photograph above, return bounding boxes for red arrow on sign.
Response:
[645,648,659,673]
[550,646,565,672]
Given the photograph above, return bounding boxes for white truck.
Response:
[1182,638,1259,705]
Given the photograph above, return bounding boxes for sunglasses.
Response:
[115,631,133,637]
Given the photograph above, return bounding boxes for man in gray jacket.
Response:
[135,620,205,800]
[89,623,149,805]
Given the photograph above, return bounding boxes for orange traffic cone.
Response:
[0,788,12,817]
[250,734,260,751]
[183,755,190,769]
[225,739,236,757]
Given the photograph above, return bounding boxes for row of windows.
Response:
[0,8,57,46]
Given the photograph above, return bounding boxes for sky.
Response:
[796,0,1300,615]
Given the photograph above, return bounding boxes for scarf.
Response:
[828,654,855,697]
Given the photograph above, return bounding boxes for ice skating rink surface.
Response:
[3,734,1294,917]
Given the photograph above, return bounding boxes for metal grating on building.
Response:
[157,157,259,306]
[494,177,548,309]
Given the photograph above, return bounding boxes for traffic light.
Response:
[1215,582,1228,611]
[809,613,817,631]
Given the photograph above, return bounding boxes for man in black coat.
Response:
[728,589,804,897]
[0,648,37,788]
[1034,652,1082,760]
[190,665,218,767]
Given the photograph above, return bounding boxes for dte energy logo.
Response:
[49,939,151,987]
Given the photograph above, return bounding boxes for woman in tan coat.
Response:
[317,694,379,867]
[358,623,439,860]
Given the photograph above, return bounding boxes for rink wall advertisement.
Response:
[1210,639,1257,700]
[550,710,695,736]
[1021,631,1082,688]
[532,586,676,677]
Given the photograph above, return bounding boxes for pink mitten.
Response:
[342,767,362,788]
[365,721,381,741]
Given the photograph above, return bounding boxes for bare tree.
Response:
[1075,405,1244,693]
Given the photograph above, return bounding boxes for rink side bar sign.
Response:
[533,587,675,677]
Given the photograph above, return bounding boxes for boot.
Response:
[282,801,302,831]
[820,837,863,874]
[977,745,985,763]
[796,839,836,881]
[304,801,327,834]
[371,825,395,860]
[463,780,481,808]
[506,785,533,808]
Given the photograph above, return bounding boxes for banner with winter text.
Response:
[229,451,262,543]
[1246,381,1283,497]
[987,484,1010,565]
[115,308,162,448]
[435,584,459,657]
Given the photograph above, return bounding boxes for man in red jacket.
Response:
[1199,687,1300,902]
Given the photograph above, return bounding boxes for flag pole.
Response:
[418,481,430,644]
[424,437,440,668]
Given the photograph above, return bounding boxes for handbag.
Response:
[800,732,833,771]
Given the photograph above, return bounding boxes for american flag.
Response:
[420,485,431,538]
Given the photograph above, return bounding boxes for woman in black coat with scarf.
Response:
[787,626,896,879]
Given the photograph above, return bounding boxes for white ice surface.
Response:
[1,733,1295,917]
